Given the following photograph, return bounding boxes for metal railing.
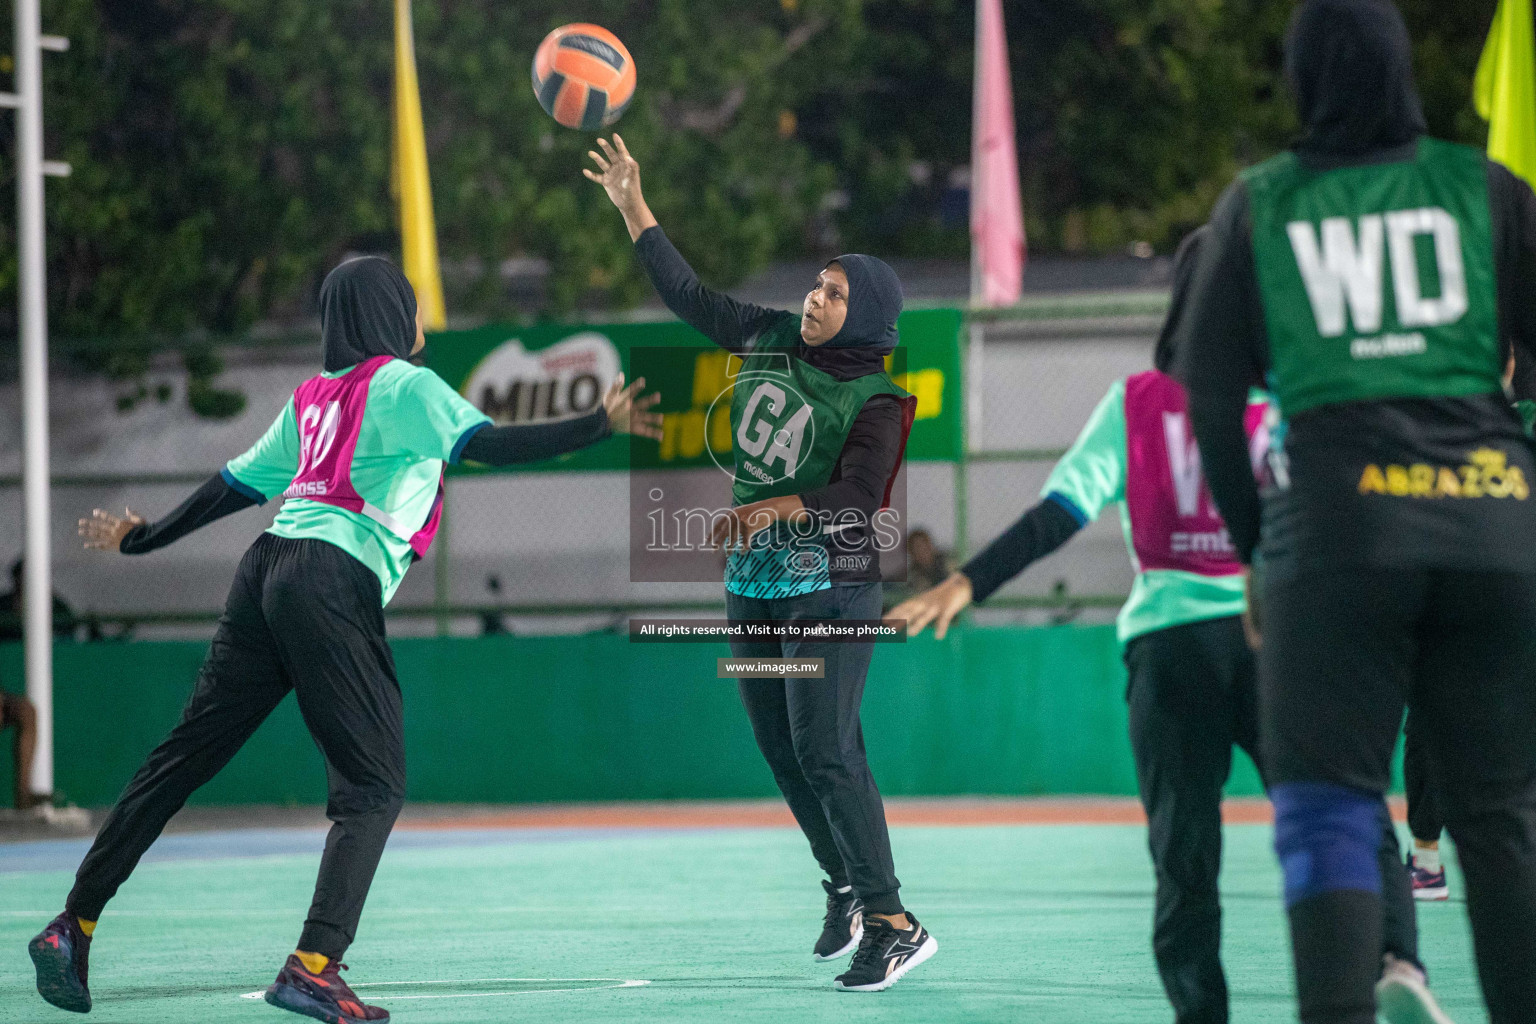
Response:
[12,591,1124,633]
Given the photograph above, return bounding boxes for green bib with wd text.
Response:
[727,324,909,597]
[1245,138,1500,417]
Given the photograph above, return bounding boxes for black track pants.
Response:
[1125,617,1260,1024]
[1262,566,1536,1024]
[1126,615,1419,1024]
[727,582,902,914]
[1403,712,1443,845]
[67,534,406,958]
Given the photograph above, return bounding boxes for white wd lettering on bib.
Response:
[1287,207,1468,337]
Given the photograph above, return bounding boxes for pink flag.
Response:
[970,0,1025,307]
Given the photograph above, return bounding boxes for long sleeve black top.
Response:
[458,408,611,466]
[960,497,1084,602]
[119,410,612,554]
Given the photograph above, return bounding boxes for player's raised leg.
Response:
[733,609,865,961]
[32,542,292,1014]
[1402,714,1449,900]
[260,537,402,1024]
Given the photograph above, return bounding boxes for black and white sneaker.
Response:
[813,881,864,961]
[833,913,937,992]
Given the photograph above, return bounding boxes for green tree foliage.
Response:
[415,0,854,311]
[825,0,1497,257]
[0,0,1507,359]
[0,0,858,343]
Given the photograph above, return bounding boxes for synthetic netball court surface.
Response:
[0,799,1483,1024]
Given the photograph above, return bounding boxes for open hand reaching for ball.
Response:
[79,508,145,553]
[886,572,975,641]
[603,372,664,441]
[584,135,659,241]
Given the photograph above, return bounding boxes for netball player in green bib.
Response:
[586,135,936,992]
[1179,2,1536,1022]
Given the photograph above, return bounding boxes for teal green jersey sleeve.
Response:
[371,361,493,463]
[223,399,301,502]
[1040,378,1127,525]
[1518,399,1536,439]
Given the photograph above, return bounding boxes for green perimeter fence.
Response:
[0,623,1267,808]
[0,295,1306,808]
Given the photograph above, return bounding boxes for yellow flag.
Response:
[393,0,446,330]
[1476,0,1536,190]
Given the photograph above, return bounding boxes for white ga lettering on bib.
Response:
[737,382,813,480]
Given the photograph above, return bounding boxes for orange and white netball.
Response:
[531,23,636,130]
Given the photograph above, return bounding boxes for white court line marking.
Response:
[239,978,650,1000]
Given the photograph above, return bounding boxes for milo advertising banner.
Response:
[425,308,964,474]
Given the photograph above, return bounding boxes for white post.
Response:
[16,0,55,798]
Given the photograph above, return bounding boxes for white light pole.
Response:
[5,0,69,800]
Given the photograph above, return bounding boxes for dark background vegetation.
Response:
[0,0,1504,343]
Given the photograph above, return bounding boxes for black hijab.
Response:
[1154,226,1209,374]
[797,254,903,381]
[319,256,419,372]
[1285,0,1427,163]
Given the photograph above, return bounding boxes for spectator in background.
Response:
[480,575,509,636]
[0,558,81,644]
[1,689,40,810]
[0,558,70,810]
[883,529,951,609]
[905,530,952,592]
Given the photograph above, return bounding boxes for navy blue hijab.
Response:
[1153,226,1208,374]
[797,254,903,381]
[319,256,418,372]
[1285,0,1426,162]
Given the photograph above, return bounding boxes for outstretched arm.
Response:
[459,410,611,466]
[458,373,663,466]
[80,472,258,555]
[82,399,298,556]
[585,135,786,352]
[960,498,1086,601]
[888,380,1127,639]
[884,497,1085,641]
[584,134,659,243]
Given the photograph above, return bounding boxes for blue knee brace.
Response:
[1272,782,1381,908]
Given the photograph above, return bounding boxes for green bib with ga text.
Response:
[725,324,909,597]
[729,331,908,506]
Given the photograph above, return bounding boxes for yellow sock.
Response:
[294,950,328,974]
[76,917,96,937]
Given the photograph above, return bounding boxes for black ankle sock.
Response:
[1288,890,1382,1024]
